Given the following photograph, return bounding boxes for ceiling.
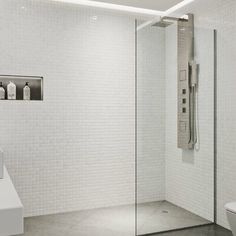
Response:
[88,0,184,11]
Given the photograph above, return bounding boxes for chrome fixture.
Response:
[177,14,198,150]
[154,14,198,149]
[153,16,187,28]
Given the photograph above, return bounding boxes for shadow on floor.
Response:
[151,224,232,236]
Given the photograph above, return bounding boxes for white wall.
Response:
[137,26,166,203]
[170,0,236,229]
[165,24,215,221]
[0,0,167,218]
[0,0,136,217]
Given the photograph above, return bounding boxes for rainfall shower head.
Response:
[152,16,188,28]
[137,14,189,31]
[153,20,173,28]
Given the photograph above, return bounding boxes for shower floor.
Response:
[19,201,211,236]
[137,201,211,235]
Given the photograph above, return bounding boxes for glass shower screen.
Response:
[135,19,216,235]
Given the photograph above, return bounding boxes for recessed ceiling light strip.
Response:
[165,0,195,15]
[52,0,164,16]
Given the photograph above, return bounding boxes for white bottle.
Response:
[23,82,31,100]
[7,81,16,100]
[0,82,5,100]
[0,148,3,179]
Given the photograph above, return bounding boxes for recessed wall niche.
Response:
[0,75,43,101]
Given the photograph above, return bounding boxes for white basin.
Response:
[0,166,23,236]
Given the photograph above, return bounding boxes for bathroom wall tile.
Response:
[170,0,236,229]
[137,26,166,203]
[0,0,137,217]
[0,0,166,218]
[165,25,215,222]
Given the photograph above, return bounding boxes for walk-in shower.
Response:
[136,12,216,235]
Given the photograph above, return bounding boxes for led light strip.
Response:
[52,0,164,16]
[165,0,195,15]
[51,0,195,16]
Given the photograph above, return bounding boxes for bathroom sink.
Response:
[0,166,23,236]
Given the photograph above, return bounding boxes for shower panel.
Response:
[177,14,198,150]
[153,14,198,149]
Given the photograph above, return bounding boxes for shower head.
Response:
[137,14,189,31]
[152,16,188,28]
[153,20,173,28]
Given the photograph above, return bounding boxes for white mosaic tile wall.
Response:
[170,0,236,229]
[0,0,167,218]
[0,0,137,217]
[137,26,166,203]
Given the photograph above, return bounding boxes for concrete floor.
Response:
[137,201,211,235]
[21,204,135,236]
[19,201,215,236]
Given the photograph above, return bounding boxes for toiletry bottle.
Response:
[23,82,31,100]
[0,82,5,100]
[7,81,16,100]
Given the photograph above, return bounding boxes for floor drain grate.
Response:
[162,210,169,214]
